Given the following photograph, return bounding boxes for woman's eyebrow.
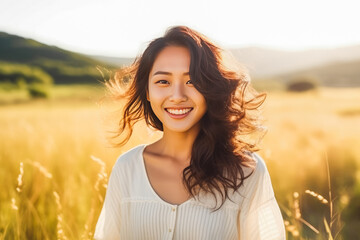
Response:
[152,71,190,76]
[153,71,172,76]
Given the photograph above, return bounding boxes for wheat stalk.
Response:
[284,220,300,237]
[13,161,25,238]
[91,155,108,202]
[293,191,320,235]
[11,198,18,211]
[305,190,329,204]
[30,161,53,179]
[80,206,96,240]
[53,191,68,240]
[16,162,24,193]
[323,150,344,240]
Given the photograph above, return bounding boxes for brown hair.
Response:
[106,26,267,211]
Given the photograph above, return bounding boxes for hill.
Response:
[0,32,116,84]
[275,58,360,87]
[230,45,360,78]
[88,55,134,67]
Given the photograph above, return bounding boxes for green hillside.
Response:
[0,32,116,84]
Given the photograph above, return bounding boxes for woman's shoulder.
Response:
[250,152,269,175]
[246,152,271,182]
[240,151,269,180]
[239,151,274,199]
[112,144,146,170]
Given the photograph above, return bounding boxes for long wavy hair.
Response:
[106,26,267,211]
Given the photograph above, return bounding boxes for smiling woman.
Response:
[147,46,207,134]
[94,26,286,240]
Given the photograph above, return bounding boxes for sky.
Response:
[0,0,359,57]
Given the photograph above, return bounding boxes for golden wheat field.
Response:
[0,86,359,239]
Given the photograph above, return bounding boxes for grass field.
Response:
[0,86,359,239]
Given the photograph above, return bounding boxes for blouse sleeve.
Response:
[94,164,122,240]
[238,153,286,240]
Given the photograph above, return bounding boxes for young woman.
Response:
[94,26,285,240]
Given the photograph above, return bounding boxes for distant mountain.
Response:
[275,58,360,87]
[88,55,134,67]
[230,45,360,78]
[0,32,115,84]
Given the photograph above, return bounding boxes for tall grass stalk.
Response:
[282,151,344,239]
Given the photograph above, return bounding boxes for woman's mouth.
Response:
[165,108,193,118]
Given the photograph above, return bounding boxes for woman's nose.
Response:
[169,83,188,103]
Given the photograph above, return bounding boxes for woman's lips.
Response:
[165,108,193,119]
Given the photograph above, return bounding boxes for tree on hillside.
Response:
[286,76,320,92]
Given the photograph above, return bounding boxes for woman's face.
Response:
[147,46,207,134]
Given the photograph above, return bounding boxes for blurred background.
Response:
[0,0,359,239]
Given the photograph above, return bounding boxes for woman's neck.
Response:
[154,124,200,164]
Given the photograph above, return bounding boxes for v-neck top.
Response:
[94,144,286,240]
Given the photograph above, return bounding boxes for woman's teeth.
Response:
[166,108,192,115]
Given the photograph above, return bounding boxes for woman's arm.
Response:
[238,153,285,240]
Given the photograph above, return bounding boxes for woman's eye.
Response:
[186,80,193,85]
[156,80,169,84]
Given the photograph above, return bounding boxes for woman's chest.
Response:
[143,154,191,205]
[119,201,239,240]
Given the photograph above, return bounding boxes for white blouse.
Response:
[94,144,286,240]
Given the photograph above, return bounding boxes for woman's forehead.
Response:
[150,46,190,75]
